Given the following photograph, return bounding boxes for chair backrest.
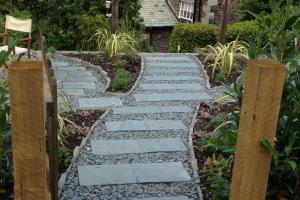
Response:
[5,15,32,33]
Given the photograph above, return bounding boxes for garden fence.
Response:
[8,36,58,200]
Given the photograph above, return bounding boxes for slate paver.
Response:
[147,62,198,68]
[68,71,93,77]
[144,76,201,81]
[112,106,192,114]
[78,162,191,186]
[134,93,211,102]
[59,88,85,96]
[140,83,204,90]
[144,56,192,62]
[135,197,189,200]
[90,138,186,155]
[144,68,199,74]
[78,97,123,108]
[53,62,69,67]
[55,66,85,71]
[63,82,96,89]
[65,76,97,82]
[105,120,187,131]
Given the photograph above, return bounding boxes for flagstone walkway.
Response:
[56,53,216,200]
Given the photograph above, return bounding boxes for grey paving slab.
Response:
[55,66,85,71]
[68,71,93,77]
[112,106,192,114]
[57,81,63,89]
[105,120,187,132]
[144,76,201,81]
[134,93,211,102]
[59,88,85,96]
[78,97,123,108]
[145,68,199,74]
[90,138,186,155]
[63,82,96,89]
[78,162,191,186]
[134,197,189,200]
[146,62,198,68]
[53,61,69,67]
[140,83,204,90]
[144,56,192,62]
[65,76,97,82]
[55,70,68,77]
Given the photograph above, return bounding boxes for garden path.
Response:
[55,53,214,200]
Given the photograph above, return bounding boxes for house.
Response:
[140,0,240,52]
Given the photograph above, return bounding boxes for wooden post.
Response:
[8,61,51,200]
[111,0,119,34]
[219,0,230,44]
[230,60,286,200]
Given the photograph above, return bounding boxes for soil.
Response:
[59,109,105,175]
[64,53,141,93]
[192,101,236,199]
[197,55,247,88]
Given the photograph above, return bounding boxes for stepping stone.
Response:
[144,56,192,62]
[59,88,85,96]
[78,97,123,108]
[78,162,191,186]
[145,68,199,74]
[112,106,192,114]
[55,66,85,71]
[140,83,204,90]
[63,82,96,89]
[65,76,97,82]
[134,93,211,102]
[53,61,69,67]
[134,197,189,200]
[90,138,186,155]
[105,120,186,131]
[68,71,93,77]
[147,62,198,68]
[144,76,201,81]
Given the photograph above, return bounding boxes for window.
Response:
[179,1,194,22]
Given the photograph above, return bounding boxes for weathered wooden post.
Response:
[219,0,230,44]
[8,61,51,200]
[111,0,119,34]
[230,60,286,200]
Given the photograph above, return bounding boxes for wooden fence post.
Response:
[230,60,286,200]
[8,61,51,200]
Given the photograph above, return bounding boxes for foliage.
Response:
[114,59,125,69]
[236,0,270,20]
[226,21,258,43]
[0,37,17,67]
[111,68,131,90]
[169,23,218,53]
[94,28,137,58]
[197,2,300,199]
[169,21,257,53]
[48,46,56,58]
[204,39,249,78]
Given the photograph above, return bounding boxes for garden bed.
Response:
[64,53,142,93]
[192,101,236,199]
[59,109,104,175]
[197,54,246,88]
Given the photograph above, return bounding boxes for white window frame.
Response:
[179,1,194,22]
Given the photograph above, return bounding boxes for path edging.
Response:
[58,108,112,196]
[54,52,145,97]
[188,102,204,200]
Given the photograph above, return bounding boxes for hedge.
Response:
[169,21,258,53]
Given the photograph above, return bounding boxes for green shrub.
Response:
[226,21,258,43]
[169,21,257,53]
[114,60,125,69]
[111,68,131,90]
[169,23,218,53]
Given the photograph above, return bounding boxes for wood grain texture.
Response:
[230,59,286,200]
[8,61,51,200]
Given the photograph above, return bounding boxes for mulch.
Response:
[192,101,236,199]
[59,109,105,175]
[197,55,247,87]
[64,53,141,93]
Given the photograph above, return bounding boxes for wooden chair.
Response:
[0,15,32,58]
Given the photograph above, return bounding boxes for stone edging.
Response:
[188,102,204,200]
[53,52,145,97]
[58,108,112,195]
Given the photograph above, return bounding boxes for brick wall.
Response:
[148,27,173,52]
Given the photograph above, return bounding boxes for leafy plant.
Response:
[48,46,56,58]
[204,39,249,78]
[114,59,125,69]
[111,68,131,90]
[94,29,137,59]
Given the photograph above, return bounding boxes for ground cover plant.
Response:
[194,1,300,199]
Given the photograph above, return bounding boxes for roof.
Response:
[140,0,178,27]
